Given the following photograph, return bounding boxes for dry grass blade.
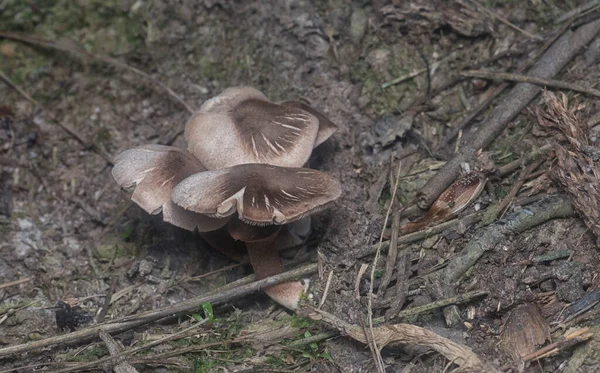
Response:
[366,160,404,372]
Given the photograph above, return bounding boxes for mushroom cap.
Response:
[185,87,320,170]
[111,144,228,232]
[172,163,341,226]
[228,216,281,242]
[264,280,310,310]
[279,101,338,148]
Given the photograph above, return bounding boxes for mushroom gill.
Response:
[111,144,228,232]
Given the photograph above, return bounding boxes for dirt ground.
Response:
[2,0,600,372]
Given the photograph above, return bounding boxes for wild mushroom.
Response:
[184,87,336,169]
[111,144,229,232]
[172,163,342,309]
[112,86,340,310]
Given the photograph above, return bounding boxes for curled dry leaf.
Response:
[500,304,551,361]
[401,171,487,234]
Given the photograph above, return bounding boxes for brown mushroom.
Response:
[172,163,341,309]
[111,144,229,232]
[185,87,336,170]
[279,101,338,148]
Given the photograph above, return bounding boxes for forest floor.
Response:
[2,0,600,372]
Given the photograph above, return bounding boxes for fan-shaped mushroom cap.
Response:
[111,144,228,232]
[172,163,341,225]
[185,87,320,170]
[279,101,338,148]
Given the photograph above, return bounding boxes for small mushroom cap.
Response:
[111,144,228,232]
[264,280,310,310]
[185,87,320,170]
[172,163,341,226]
[279,101,338,147]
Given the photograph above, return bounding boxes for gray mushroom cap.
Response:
[279,100,338,148]
[185,87,325,170]
[111,144,228,232]
[172,163,341,226]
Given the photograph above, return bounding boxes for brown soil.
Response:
[2,0,600,372]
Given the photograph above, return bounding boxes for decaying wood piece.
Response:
[426,195,574,326]
[417,19,600,210]
[302,306,502,373]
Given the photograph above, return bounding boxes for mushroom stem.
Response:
[246,238,283,280]
[246,237,309,310]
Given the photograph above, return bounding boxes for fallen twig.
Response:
[462,70,600,98]
[522,328,593,362]
[0,31,194,115]
[380,290,488,322]
[0,277,31,290]
[495,144,553,178]
[469,0,540,39]
[98,330,139,373]
[0,68,36,104]
[419,19,600,209]
[378,209,400,296]
[428,195,573,319]
[0,263,317,358]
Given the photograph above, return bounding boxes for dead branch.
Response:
[419,19,600,209]
[428,195,573,305]
[462,70,600,98]
[0,263,317,358]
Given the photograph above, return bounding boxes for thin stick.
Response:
[470,0,540,39]
[0,69,37,104]
[96,276,118,324]
[495,144,553,178]
[367,161,403,372]
[462,70,600,98]
[378,290,488,322]
[318,270,334,308]
[381,68,427,89]
[0,277,31,290]
[0,31,194,114]
[419,19,600,209]
[50,319,208,373]
[378,209,400,296]
[442,17,575,147]
[522,328,592,362]
[0,263,317,358]
[98,330,139,373]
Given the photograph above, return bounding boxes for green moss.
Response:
[291,315,314,328]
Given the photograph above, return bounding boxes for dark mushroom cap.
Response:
[172,163,341,226]
[111,145,228,232]
[185,87,321,170]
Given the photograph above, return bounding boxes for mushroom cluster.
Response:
[112,87,341,310]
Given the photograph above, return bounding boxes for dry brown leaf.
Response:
[500,303,551,361]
